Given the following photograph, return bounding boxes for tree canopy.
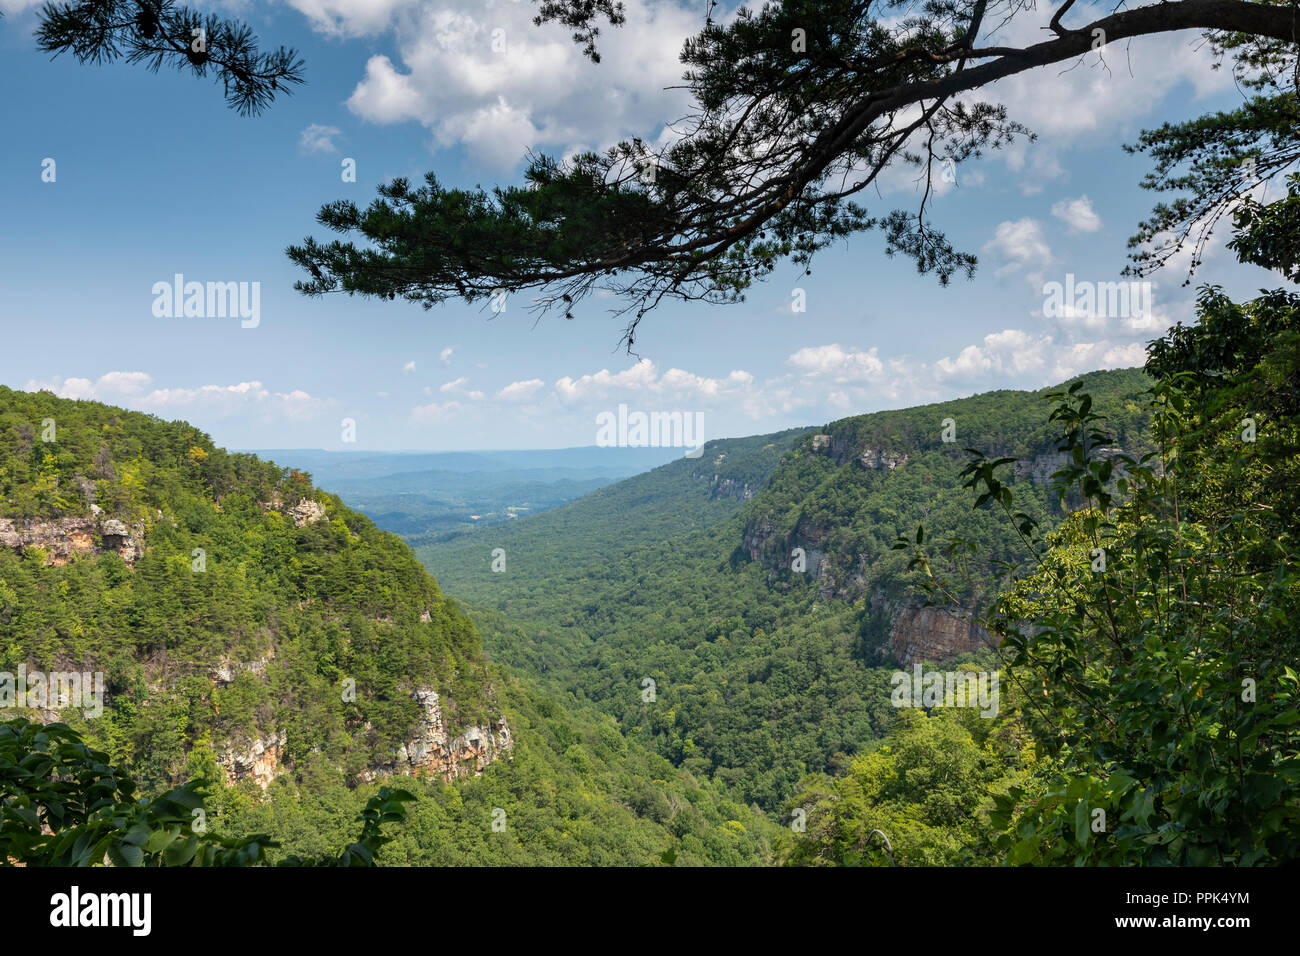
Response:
[288,0,1300,346]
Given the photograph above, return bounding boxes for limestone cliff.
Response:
[0,514,145,565]
[357,688,513,785]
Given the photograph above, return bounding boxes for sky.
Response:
[0,0,1284,451]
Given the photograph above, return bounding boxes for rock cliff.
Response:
[885,605,996,665]
[0,514,145,565]
[357,688,513,785]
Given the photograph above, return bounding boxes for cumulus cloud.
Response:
[497,378,546,401]
[933,330,1147,386]
[285,0,419,37]
[969,7,1237,193]
[439,346,456,365]
[336,0,699,172]
[554,358,661,402]
[983,218,1054,282]
[402,360,416,373]
[935,329,1049,381]
[1051,195,1102,234]
[26,372,330,421]
[787,344,885,382]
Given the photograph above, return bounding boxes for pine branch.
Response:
[34,0,304,115]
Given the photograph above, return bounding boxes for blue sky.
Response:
[0,1,1284,451]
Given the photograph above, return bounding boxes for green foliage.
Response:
[785,703,1029,866]
[417,373,1149,814]
[897,287,1300,865]
[0,718,408,866]
[0,386,497,790]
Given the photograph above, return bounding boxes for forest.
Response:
[1,0,1297,876]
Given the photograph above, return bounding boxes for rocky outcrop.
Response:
[857,448,909,471]
[887,605,996,665]
[809,434,908,470]
[692,455,758,500]
[0,515,144,565]
[1013,451,1069,483]
[1011,447,1132,484]
[705,475,757,501]
[211,683,511,790]
[290,498,328,527]
[743,517,778,563]
[210,649,274,686]
[220,730,288,790]
[360,688,513,784]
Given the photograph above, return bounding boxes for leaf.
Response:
[108,842,144,867]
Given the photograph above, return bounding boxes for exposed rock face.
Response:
[705,475,757,501]
[290,498,328,527]
[887,606,996,665]
[692,457,757,501]
[1011,447,1132,484]
[1013,451,1069,483]
[810,434,909,470]
[362,688,513,784]
[0,515,144,565]
[857,448,909,471]
[212,684,511,789]
[743,517,777,563]
[210,650,273,686]
[220,730,288,790]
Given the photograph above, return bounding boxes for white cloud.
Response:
[402,360,416,373]
[973,7,1237,192]
[299,123,343,154]
[1051,195,1102,234]
[935,329,1049,381]
[439,346,455,365]
[554,358,660,402]
[285,0,418,37]
[787,344,885,382]
[27,373,331,421]
[497,378,546,401]
[983,218,1054,281]
[339,0,699,173]
[933,331,1147,386]
[440,377,467,393]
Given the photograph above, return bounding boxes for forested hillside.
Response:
[0,387,778,865]
[415,370,1152,811]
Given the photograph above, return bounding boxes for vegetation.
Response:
[288,0,1300,346]
[417,372,1151,813]
[17,0,303,115]
[0,718,411,866]
[0,388,778,866]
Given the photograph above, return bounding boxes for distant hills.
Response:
[243,446,688,535]
[413,368,1152,810]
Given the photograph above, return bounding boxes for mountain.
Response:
[0,386,777,865]
[414,368,1153,810]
